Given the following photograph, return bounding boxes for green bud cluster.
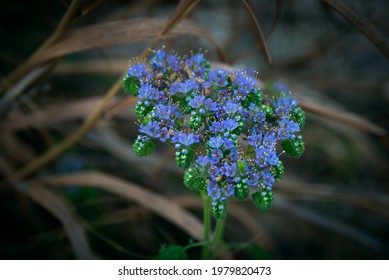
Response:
[252,189,273,211]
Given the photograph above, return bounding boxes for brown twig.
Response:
[241,0,273,65]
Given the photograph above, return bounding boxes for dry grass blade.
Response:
[24,18,223,71]
[11,79,122,181]
[0,97,129,132]
[275,196,383,250]
[266,0,284,37]
[8,0,209,182]
[37,171,204,240]
[279,178,389,211]
[322,0,389,58]
[299,99,387,136]
[241,0,273,64]
[13,183,94,259]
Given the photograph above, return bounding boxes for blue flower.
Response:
[149,50,166,72]
[155,103,177,120]
[139,121,160,138]
[261,170,275,188]
[223,101,240,114]
[166,53,180,72]
[208,136,224,149]
[172,132,199,146]
[185,53,208,77]
[247,133,262,146]
[207,180,221,200]
[189,95,205,108]
[208,165,220,179]
[138,84,161,100]
[255,146,279,167]
[247,171,260,186]
[220,163,236,177]
[262,131,277,149]
[209,69,229,87]
[222,119,239,132]
[210,149,223,163]
[179,79,198,93]
[196,156,209,166]
[169,82,180,96]
[128,64,151,80]
[277,119,300,140]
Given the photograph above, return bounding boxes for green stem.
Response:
[211,215,226,259]
[201,190,212,259]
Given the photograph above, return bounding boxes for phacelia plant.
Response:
[123,50,305,220]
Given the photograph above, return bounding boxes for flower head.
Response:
[124,49,305,217]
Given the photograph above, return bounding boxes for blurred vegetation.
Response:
[0,0,388,259]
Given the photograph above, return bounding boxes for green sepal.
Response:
[281,136,305,158]
[270,161,284,181]
[132,137,156,157]
[260,104,274,120]
[234,119,245,134]
[291,107,305,128]
[153,245,188,260]
[252,190,273,211]
[234,182,249,200]
[183,166,206,191]
[135,102,153,121]
[179,98,193,114]
[242,89,263,108]
[122,74,140,96]
[189,114,204,130]
[175,149,195,169]
[212,200,227,219]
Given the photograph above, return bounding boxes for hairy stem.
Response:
[211,215,226,259]
[201,190,212,259]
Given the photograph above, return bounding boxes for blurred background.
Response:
[0,0,388,259]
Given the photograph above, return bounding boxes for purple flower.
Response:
[189,95,205,108]
[224,101,240,114]
[247,133,262,146]
[155,104,177,120]
[172,132,199,146]
[128,64,151,80]
[261,170,275,188]
[255,146,279,167]
[159,127,170,142]
[196,156,209,166]
[210,149,223,163]
[169,82,180,96]
[220,163,236,177]
[139,121,160,138]
[233,71,256,93]
[138,84,161,100]
[208,136,224,149]
[247,171,259,186]
[209,69,229,87]
[208,165,220,179]
[178,79,198,93]
[185,53,208,77]
[277,119,300,140]
[149,50,166,72]
[262,131,277,149]
[224,138,235,149]
[166,53,180,72]
[207,181,221,200]
[223,119,239,132]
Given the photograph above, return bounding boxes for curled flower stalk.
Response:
[123,50,305,259]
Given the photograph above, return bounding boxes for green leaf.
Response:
[153,245,188,260]
[122,74,140,96]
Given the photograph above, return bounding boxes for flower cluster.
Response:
[123,50,305,219]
